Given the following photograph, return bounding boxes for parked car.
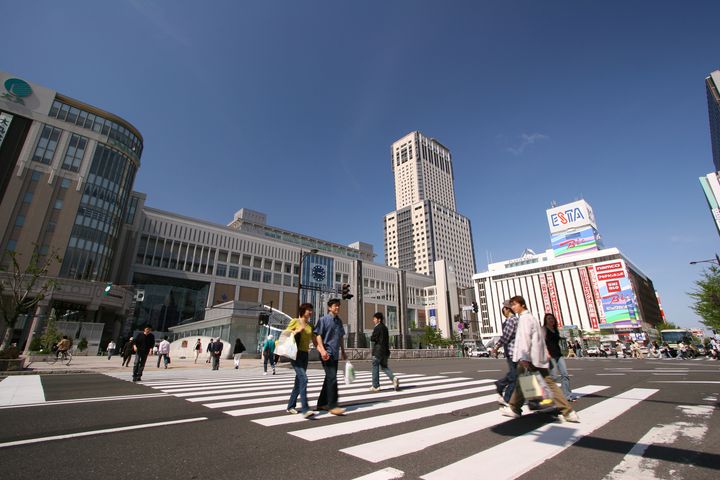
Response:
[468,347,490,358]
[585,346,600,357]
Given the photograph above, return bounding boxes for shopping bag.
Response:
[517,371,545,400]
[344,361,356,385]
[275,330,297,360]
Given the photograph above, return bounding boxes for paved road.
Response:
[1,357,718,479]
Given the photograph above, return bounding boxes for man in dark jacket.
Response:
[369,312,399,392]
[210,338,223,370]
[132,326,155,382]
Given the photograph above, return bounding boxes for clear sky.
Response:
[4,0,720,330]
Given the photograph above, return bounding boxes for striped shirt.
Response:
[496,314,518,358]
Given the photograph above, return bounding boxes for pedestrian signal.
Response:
[341,283,353,300]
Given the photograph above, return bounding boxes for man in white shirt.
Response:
[500,295,579,423]
[156,336,171,369]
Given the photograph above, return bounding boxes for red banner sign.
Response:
[579,268,599,329]
[545,273,563,327]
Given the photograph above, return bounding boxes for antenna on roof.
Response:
[550,200,558,208]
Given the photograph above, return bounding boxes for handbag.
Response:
[517,371,547,400]
[275,330,298,360]
[344,361,356,385]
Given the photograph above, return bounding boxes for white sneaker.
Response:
[302,410,315,419]
[286,408,299,414]
[561,411,580,423]
[499,406,520,418]
[369,386,381,393]
[392,377,400,391]
[263,372,267,376]
[497,394,509,406]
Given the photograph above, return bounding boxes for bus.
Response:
[660,329,696,357]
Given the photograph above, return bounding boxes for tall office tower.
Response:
[384,131,476,287]
[707,70,720,171]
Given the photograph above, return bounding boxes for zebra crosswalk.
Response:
[106,368,676,479]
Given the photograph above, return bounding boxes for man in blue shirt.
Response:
[313,298,347,415]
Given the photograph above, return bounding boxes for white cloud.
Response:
[506,133,548,155]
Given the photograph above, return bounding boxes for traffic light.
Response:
[102,282,113,296]
[341,283,353,300]
[472,301,478,313]
[258,312,270,326]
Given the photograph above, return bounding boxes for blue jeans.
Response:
[132,353,148,380]
[495,356,517,402]
[371,355,394,388]
[287,351,309,413]
[550,356,573,399]
[317,358,339,410]
[263,353,276,372]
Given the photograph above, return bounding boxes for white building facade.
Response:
[384,131,476,287]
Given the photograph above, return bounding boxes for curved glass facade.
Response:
[60,144,137,280]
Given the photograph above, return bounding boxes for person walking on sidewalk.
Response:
[194,338,202,364]
[261,335,276,375]
[210,338,223,370]
[232,338,246,369]
[544,313,576,402]
[493,302,518,405]
[369,312,399,392]
[314,298,347,415]
[132,326,155,382]
[121,337,133,367]
[107,340,116,360]
[285,303,316,418]
[156,336,171,368]
[500,296,579,423]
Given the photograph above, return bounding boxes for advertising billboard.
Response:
[546,199,597,234]
[593,260,640,329]
[551,226,600,258]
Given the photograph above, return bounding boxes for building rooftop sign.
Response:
[546,199,597,234]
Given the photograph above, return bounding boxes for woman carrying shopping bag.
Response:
[284,303,316,419]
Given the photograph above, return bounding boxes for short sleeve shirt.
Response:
[313,314,345,360]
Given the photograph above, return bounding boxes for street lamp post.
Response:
[689,254,720,266]
[296,248,319,309]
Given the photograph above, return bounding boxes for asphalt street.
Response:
[0,356,718,480]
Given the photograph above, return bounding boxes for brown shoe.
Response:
[329,407,346,415]
[317,406,329,411]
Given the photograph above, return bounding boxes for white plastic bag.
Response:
[275,330,297,360]
[518,371,545,400]
[344,361,356,385]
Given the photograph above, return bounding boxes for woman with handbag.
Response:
[285,303,316,419]
[544,314,576,402]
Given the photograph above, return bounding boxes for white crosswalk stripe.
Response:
[105,368,673,478]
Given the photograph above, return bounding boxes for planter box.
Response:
[0,357,26,372]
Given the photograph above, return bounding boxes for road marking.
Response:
[596,373,626,376]
[0,417,208,448]
[253,382,496,426]
[0,392,169,409]
[650,381,720,384]
[0,376,45,406]
[352,467,405,479]
[184,376,447,403]
[420,388,658,480]
[476,369,501,373]
[219,378,483,411]
[438,371,464,374]
[603,404,713,479]
[340,385,609,462]
[650,373,686,376]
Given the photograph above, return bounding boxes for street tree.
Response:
[0,246,61,351]
[689,265,720,332]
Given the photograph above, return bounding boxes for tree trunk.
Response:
[1,326,13,351]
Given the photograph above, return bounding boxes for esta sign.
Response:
[546,199,597,234]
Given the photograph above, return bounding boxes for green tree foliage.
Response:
[40,309,61,352]
[0,246,61,350]
[655,321,680,331]
[689,265,720,332]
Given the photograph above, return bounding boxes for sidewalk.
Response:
[13,354,272,375]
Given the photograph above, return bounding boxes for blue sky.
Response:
[4,0,720,330]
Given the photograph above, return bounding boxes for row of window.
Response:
[31,124,89,173]
[48,100,143,156]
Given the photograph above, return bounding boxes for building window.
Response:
[61,134,88,172]
[54,199,63,210]
[240,268,250,280]
[15,215,25,227]
[22,192,33,203]
[32,125,63,164]
[228,266,239,278]
[216,264,227,277]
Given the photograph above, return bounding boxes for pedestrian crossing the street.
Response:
[101,367,705,479]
